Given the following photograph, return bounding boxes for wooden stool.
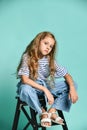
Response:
[12,96,68,130]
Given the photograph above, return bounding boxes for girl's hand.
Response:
[68,86,78,103]
[44,88,54,105]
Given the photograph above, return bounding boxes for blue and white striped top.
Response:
[18,53,68,80]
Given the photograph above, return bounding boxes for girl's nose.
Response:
[47,46,50,50]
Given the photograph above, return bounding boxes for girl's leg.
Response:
[18,83,42,114]
[49,80,73,112]
[47,80,77,124]
[17,83,51,127]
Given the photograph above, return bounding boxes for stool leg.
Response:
[21,106,32,130]
[12,99,21,130]
[30,108,46,130]
[30,108,38,130]
[57,110,68,130]
[42,127,46,130]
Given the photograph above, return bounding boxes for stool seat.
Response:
[12,96,68,130]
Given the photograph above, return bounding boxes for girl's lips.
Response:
[44,50,48,53]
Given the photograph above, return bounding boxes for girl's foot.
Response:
[40,112,51,127]
[48,108,64,125]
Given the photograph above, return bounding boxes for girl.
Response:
[17,31,78,127]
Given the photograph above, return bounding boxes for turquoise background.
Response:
[0,0,87,130]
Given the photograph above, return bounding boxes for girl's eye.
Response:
[44,42,48,45]
[50,45,53,49]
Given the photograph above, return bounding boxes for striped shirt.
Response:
[18,53,68,80]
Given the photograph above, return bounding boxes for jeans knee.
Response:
[20,84,37,97]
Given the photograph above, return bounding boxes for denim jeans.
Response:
[17,79,77,115]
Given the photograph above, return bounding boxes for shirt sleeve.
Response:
[54,60,68,78]
[18,53,30,77]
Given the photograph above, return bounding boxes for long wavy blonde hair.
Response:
[17,31,57,80]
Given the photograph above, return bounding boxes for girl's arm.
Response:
[64,73,78,103]
[21,75,54,105]
[21,75,45,91]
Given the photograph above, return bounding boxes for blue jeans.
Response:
[17,79,77,115]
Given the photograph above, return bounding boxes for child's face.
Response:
[39,36,55,56]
